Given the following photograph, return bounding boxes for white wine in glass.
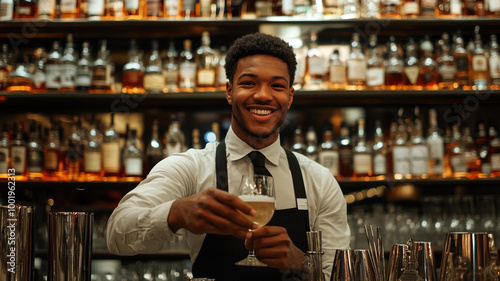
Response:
[235,174,275,267]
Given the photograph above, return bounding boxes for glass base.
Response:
[235,254,268,267]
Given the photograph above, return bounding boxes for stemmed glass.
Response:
[235,174,275,267]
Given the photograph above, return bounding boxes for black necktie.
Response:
[248,151,272,177]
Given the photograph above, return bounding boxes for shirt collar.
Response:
[225,126,281,167]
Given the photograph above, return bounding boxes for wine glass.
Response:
[235,174,275,267]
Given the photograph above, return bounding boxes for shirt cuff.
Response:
[149,200,178,241]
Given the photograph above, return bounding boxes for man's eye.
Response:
[240,81,255,86]
[272,83,286,88]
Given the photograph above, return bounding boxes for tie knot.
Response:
[248,151,271,176]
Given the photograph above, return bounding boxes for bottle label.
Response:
[33,70,46,88]
[353,154,372,174]
[125,157,142,176]
[182,0,195,10]
[45,64,61,89]
[490,0,500,11]
[472,55,488,72]
[373,153,387,175]
[402,1,419,14]
[450,0,462,14]
[92,65,111,86]
[410,144,428,176]
[146,0,161,16]
[102,142,120,172]
[420,0,436,12]
[88,0,104,15]
[11,146,26,174]
[0,147,9,174]
[197,69,215,86]
[165,0,180,16]
[28,149,43,173]
[427,138,444,174]
[60,0,77,12]
[392,146,410,175]
[404,66,419,85]
[76,68,92,87]
[491,153,500,171]
[366,67,385,86]
[308,57,327,76]
[329,65,346,84]
[44,150,58,171]
[455,56,469,72]
[144,73,165,91]
[179,62,196,87]
[163,69,179,89]
[0,70,7,84]
[438,64,457,81]
[38,0,55,15]
[489,57,500,78]
[106,0,124,15]
[61,64,77,88]
[347,60,366,81]
[1,1,14,20]
[319,151,339,176]
[84,151,102,172]
[450,154,467,173]
[125,0,139,10]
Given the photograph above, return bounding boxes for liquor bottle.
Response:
[292,0,309,16]
[402,38,421,90]
[328,49,346,90]
[76,41,93,91]
[217,46,228,90]
[145,0,163,17]
[380,0,401,17]
[462,126,480,179]
[291,126,306,155]
[146,117,163,172]
[122,39,145,94]
[181,0,196,18]
[346,33,366,90]
[45,41,62,91]
[409,108,428,178]
[464,0,485,15]
[476,122,490,177]
[124,0,143,18]
[27,121,43,180]
[341,0,359,18]
[58,125,69,181]
[163,39,179,93]
[419,0,436,16]
[401,0,419,17]
[102,113,120,181]
[304,32,328,90]
[324,0,341,17]
[84,115,103,181]
[79,0,89,17]
[66,116,84,181]
[487,0,500,15]
[179,39,197,92]
[32,48,47,93]
[392,110,410,179]
[353,118,372,178]
[449,124,467,178]
[453,33,471,90]
[88,0,105,19]
[60,0,78,18]
[318,122,339,177]
[488,126,500,177]
[10,122,28,181]
[14,0,38,18]
[361,0,380,17]
[0,0,14,20]
[104,0,123,17]
[450,0,461,14]
[338,122,353,178]
[164,117,185,157]
[122,128,143,181]
[0,122,9,180]
[198,0,211,17]
[164,0,181,18]
[426,108,444,178]
[305,126,319,162]
[43,121,62,181]
[6,53,34,92]
[372,120,387,179]
[385,36,404,90]
[365,34,385,90]
[38,0,55,18]
[90,40,113,93]
[60,33,78,92]
[293,46,307,90]
[0,44,10,91]
[196,32,218,91]
[489,35,500,90]
[437,43,456,90]
[443,125,453,177]
[437,0,450,15]
[144,40,165,93]
[418,36,438,90]
[191,128,202,149]
[470,26,489,90]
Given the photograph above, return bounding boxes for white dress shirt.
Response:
[106,126,351,279]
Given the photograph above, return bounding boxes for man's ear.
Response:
[226,82,233,105]
[287,87,294,109]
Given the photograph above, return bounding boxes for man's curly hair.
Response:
[225,33,297,87]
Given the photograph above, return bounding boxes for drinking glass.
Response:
[235,174,275,267]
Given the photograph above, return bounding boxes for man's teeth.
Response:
[250,109,271,115]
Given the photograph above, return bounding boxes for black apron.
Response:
[192,140,310,281]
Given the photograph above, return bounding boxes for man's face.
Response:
[226,54,294,149]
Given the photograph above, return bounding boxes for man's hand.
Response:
[247,226,305,273]
[168,188,258,240]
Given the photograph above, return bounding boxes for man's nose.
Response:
[253,85,273,101]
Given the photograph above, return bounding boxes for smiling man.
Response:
[106,33,350,281]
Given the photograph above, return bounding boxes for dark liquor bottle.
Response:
[0,122,10,180]
[462,126,480,179]
[11,122,28,181]
[122,39,145,94]
[27,121,43,180]
[14,0,38,18]
[43,121,63,181]
[488,126,500,177]
[90,40,114,94]
[453,32,471,90]
[67,116,84,182]
[45,41,62,91]
[6,53,34,92]
[146,117,163,172]
[418,36,438,90]
[476,122,491,177]
[449,124,467,178]
[338,122,353,178]
[76,41,93,91]
[385,36,404,90]
[402,38,420,90]
[0,44,11,91]
[60,33,78,92]
[32,48,47,93]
